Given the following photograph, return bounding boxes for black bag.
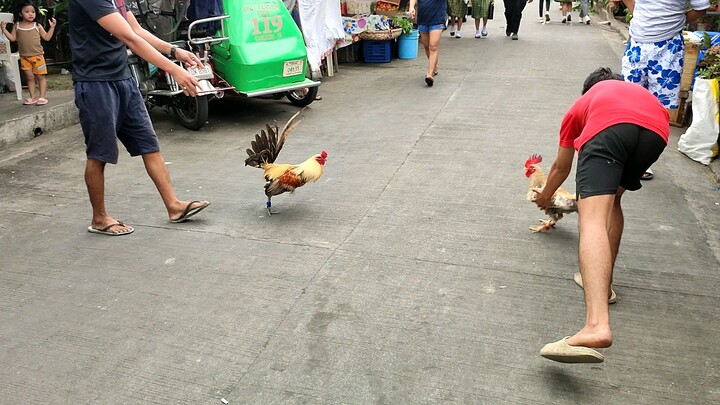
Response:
[488,1,494,20]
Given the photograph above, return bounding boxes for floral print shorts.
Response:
[621,34,684,109]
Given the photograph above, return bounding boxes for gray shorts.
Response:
[74,78,159,164]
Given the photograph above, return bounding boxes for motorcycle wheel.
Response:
[172,94,209,131]
[286,86,318,107]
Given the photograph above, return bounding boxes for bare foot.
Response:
[90,216,134,235]
[566,326,613,349]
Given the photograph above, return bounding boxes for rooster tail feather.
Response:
[245,111,305,167]
[525,154,543,168]
[276,109,304,156]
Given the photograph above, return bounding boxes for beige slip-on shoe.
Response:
[540,337,605,363]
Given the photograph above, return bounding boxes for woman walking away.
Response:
[1,0,56,105]
[472,0,491,37]
[447,0,466,38]
[556,0,573,23]
[538,0,551,23]
[410,0,446,86]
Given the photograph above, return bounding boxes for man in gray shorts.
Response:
[69,0,210,236]
[534,68,669,363]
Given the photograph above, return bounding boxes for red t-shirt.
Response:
[559,80,670,151]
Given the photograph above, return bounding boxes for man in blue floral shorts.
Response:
[620,0,709,179]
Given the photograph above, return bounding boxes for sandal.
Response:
[640,167,654,180]
[36,98,48,106]
[23,98,36,105]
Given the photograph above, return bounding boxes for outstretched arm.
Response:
[125,11,202,68]
[39,18,56,41]
[534,146,574,211]
[95,12,199,96]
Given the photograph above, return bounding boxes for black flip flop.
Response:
[425,76,434,87]
[170,201,210,223]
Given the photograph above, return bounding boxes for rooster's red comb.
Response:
[524,154,542,168]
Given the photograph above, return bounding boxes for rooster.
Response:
[524,154,577,232]
[245,111,327,215]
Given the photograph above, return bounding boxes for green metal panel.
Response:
[213,0,309,94]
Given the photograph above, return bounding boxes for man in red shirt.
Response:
[534,67,669,363]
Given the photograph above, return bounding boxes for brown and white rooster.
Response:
[524,154,577,232]
[245,111,327,215]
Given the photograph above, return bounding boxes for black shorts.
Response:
[576,123,667,198]
[75,78,159,164]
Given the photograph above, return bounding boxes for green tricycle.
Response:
[132,0,320,130]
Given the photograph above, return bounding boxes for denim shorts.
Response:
[74,78,159,164]
[418,23,445,33]
[576,123,666,197]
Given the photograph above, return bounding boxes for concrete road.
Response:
[1,5,719,404]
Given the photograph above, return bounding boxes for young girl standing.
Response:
[1,1,56,105]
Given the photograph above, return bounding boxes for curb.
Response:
[0,99,79,150]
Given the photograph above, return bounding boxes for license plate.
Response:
[188,66,213,80]
[282,60,303,77]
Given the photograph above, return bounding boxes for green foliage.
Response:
[703,32,712,50]
[392,16,413,35]
[698,45,720,79]
[0,0,48,19]
[624,8,632,24]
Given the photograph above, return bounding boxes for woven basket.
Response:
[359,28,402,41]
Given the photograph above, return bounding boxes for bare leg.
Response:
[420,32,430,59]
[567,194,615,349]
[426,29,442,78]
[23,70,36,101]
[608,189,625,285]
[37,75,47,100]
[86,159,133,233]
[141,151,209,221]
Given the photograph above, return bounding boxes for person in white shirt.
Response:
[621,0,709,180]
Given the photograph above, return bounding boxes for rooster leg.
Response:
[266,197,277,216]
[529,219,556,233]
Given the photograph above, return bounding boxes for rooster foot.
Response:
[266,200,279,216]
[529,219,556,233]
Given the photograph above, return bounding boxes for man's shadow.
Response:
[543,366,604,401]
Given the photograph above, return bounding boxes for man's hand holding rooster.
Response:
[532,187,553,214]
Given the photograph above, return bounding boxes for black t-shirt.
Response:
[69,0,131,81]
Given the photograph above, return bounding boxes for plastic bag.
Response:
[678,77,720,165]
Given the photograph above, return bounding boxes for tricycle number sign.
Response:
[242,2,290,42]
[282,60,303,77]
[251,16,283,35]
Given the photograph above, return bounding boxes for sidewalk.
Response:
[0,88,77,149]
